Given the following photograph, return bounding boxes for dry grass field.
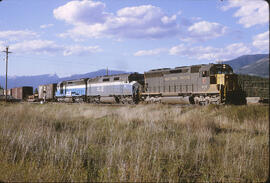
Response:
[0,103,268,182]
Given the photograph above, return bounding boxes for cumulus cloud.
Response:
[135,41,256,58]
[54,0,229,41]
[222,0,269,28]
[252,30,269,52]
[186,21,227,41]
[169,42,252,60]
[40,24,54,29]
[134,48,167,56]
[0,30,38,41]
[10,39,101,56]
[11,40,63,54]
[54,1,181,39]
[106,5,180,39]
[59,24,107,40]
[54,0,110,25]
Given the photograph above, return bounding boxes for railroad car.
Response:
[38,83,57,101]
[87,73,144,104]
[55,78,88,102]
[142,64,246,104]
[4,89,12,96]
[11,86,33,100]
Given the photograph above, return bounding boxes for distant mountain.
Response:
[225,54,268,70]
[0,69,127,89]
[237,57,269,78]
[224,54,269,77]
[0,74,60,90]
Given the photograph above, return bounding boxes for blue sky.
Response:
[0,0,269,77]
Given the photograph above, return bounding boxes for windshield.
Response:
[210,64,233,75]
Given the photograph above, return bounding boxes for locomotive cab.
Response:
[210,64,246,104]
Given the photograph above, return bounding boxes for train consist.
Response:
[8,63,247,105]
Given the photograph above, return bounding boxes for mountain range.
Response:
[224,54,269,77]
[0,54,268,89]
[236,56,269,77]
[0,69,126,89]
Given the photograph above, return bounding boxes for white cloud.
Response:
[0,30,38,41]
[54,1,180,39]
[134,48,166,56]
[54,1,228,42]
[63,45,102,56]
[252,30,269,52]
[10,39,101,56]
[186,21,227,41]
[11,40,63,54]
[169,42,252,60]
[224,43,252,57]
[40,24,54,29]
[59,23,107,39]
[222,0,269,28]
[53,0,110,25]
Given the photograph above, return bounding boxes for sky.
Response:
[0,0,269,77]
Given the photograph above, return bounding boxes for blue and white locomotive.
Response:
[55,78,88,102]
[54,73,144,104]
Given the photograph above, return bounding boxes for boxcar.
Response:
[11,86,33,100]
[3,89,12,96]
[38,83,57,101]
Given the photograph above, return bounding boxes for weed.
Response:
[0,103,268,182]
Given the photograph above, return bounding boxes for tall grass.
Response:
[0,103,268,182]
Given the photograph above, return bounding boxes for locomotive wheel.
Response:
[189,96,195,104]
[115,97,120,104]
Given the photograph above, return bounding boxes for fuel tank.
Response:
[160,96,193,104]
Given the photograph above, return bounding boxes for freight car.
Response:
[142,63,246,104]
[11,86,33,101]
[38,83,57,101]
